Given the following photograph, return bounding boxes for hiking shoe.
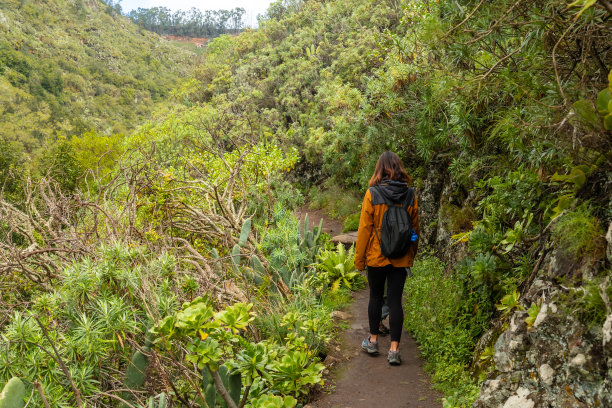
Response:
[388,350,401,365]
[361,337,379,355]
[378,321,390,336]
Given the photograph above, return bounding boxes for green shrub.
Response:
[153,298,325,403]
[551,205,605,258]
[559,275,612,327]
[307,183,362,220]
[316,244,366,292]
[37,136,84,192]
[0,244,180,407]
[260,205,326,290]
[342,211,360,232]
[404,255,480,408]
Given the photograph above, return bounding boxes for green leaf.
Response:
[568,0,596,18]
[604,113,612,131]
[186,338,223,370]
[557,195,574,210]
[572,100,599,127]
[0,377,26,408]
[231,244,242,268]
[175,299,214,332]
[239,218,252,247]
[525,302,541,328]
[234,342,270,386]
[596,88,611,115]
[495,291,523,314]
[331,279,341,292]
[215,302,254,334]
[550,167,587,188]
[151,315,176,339]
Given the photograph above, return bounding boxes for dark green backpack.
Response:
[371,186,416,259]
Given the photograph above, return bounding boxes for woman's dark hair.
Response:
[368,151,410,187]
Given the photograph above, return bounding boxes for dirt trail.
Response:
[296,208,442,408]
[296,207,345,237]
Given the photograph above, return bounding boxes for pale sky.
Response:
[121,0,276,27]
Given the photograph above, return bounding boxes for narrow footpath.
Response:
[297,209,442,408]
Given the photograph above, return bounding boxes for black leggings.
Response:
[367,265,408,342]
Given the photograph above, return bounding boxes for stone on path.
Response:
[331,231,358,245]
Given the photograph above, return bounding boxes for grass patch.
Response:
[342,211,360,232]
[404,255,481,408]
[551,205,605,259]
[320,286,353,311]
[558,273,612,328]
[308,182,362,221]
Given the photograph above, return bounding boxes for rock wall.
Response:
[417,159,612,408]
[417,157,447,248]
[417,157,469,265]
[474,246,612,408]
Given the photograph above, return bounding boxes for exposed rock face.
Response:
[417,163,610,408]
[418,158,447,248]
[331,231,357,246]
[606,222,612,263]
[474,251,612,408]
[418,157,468,265]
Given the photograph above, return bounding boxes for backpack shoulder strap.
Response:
[403,188,415,210]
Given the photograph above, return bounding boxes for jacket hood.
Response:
[374,179,410,204]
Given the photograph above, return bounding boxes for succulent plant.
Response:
[201,364,242,407]
[120,336,152,407]
[147,393,168,408]
[0,378,26,408]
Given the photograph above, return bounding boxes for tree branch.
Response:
[34,317,85,408]
[208,365,239,408]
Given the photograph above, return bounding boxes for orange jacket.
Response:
[354,187,420,270]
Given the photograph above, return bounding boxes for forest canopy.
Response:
[126,7,247,37]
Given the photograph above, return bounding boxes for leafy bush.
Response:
[404,255,481,408]
[342,211,360,232]
[152,297,325,403]
[0,243,180,407]
[316,244,366,292]
[551,205,605,258]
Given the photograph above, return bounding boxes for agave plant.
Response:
[316,244,365,291]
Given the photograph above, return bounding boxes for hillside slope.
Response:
[0,0,192,152]
[0,0,610,407]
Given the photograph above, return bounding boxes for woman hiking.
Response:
[355,151,420,365]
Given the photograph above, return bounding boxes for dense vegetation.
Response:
[126,7,246,38]
[0,0,610,407]
[0,0,191,155]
